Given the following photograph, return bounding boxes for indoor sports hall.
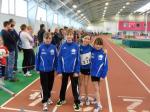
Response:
[0,0,150,112]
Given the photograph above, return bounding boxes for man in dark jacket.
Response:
[9,19,20,72]
[37,24,45,45]
[1,21,18,82]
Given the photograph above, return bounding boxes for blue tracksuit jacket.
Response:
[57,42,80,74]
[90,48,108,78]
[35,43,57,72]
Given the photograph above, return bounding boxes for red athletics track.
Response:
[0,35,150,112]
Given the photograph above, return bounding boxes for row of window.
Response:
[1,0,81,28]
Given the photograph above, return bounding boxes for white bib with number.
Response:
[80,52,91,65]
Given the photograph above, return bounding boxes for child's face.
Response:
[44,36,52,44]
[82,36,91,45]
[66,34,73,43]
[94,44,103,50]
[0,38,3,45]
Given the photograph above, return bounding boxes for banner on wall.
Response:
[119,21,150,31]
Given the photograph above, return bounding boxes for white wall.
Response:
[0,13,48,34]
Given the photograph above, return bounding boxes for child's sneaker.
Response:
[43,103,48,111]
[91,98,97,104]
[47,98,53,105]
[73,103,81,111]
[93,103,103,112]
[85,97,90,106]
[56,99,66,106]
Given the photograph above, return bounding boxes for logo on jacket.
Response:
[98,55,103,60]
[42,49,45,51]
[71,49,76,54]
[50,49,54,55]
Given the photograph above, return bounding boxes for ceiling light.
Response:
[123,6,126,9]
[77,10,81,13]
[126,2,130,5]
[72,5,77,9]
[104,7,107,9]
[105,2,109,6]
[81,14,84,16]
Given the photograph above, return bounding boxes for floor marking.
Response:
[0,77,40,108]
[123,98,143,111]
[105,40,150,94]
[105,77,113,112]
[1,106,40,112]
[118,96,145,99]
[124,48,150,67]
[52,81,71,112]
[29,97,42,107]
[109,39,150,67]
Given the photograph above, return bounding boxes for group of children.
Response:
[35,29,108,112]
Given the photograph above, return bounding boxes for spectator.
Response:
[37,24,45,45]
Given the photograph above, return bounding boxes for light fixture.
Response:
[105,2,109,6]
[123,6,126,9]
[77,10,81,13]
[72,5,77,9]
[104,7,107,9]
[126,2,130,5]
[81,14,84,16]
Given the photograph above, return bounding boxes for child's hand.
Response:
[57,74,62,76]
[100,78,104,81]
[103,49,107,54]
[73,73,79,77]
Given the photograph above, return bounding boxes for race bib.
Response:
[80,52,91,65]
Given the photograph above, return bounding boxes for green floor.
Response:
[0,51,39,106]
[110,39,150,66]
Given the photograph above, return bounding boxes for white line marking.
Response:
[0,77,40,107]
[124,48,150,67]
[105,77,113,112]
[29,98,42,106]
[1,106,40,112]
[110,39,150,67]
[105,40,150,94]
[52,81,71,112]
[118,96,145,99]
[123,98,143,110]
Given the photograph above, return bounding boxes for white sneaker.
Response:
[93,103,103,112]
[47,98,53,105]
[43,103,48,111]
[85,97,90,106]
[91,98,97,104]
[24,72,32,77]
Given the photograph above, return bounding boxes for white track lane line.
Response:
[52,81,71,112]
[105,40,150,94]
[110,39,150,67]
[105,77,113,112]
[0,77,40,107]
[1,106,40,112]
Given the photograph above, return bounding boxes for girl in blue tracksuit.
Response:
[91,38,108,112]
[56,29,81,111]
[35,32,57,111]
[79,35,92,106]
